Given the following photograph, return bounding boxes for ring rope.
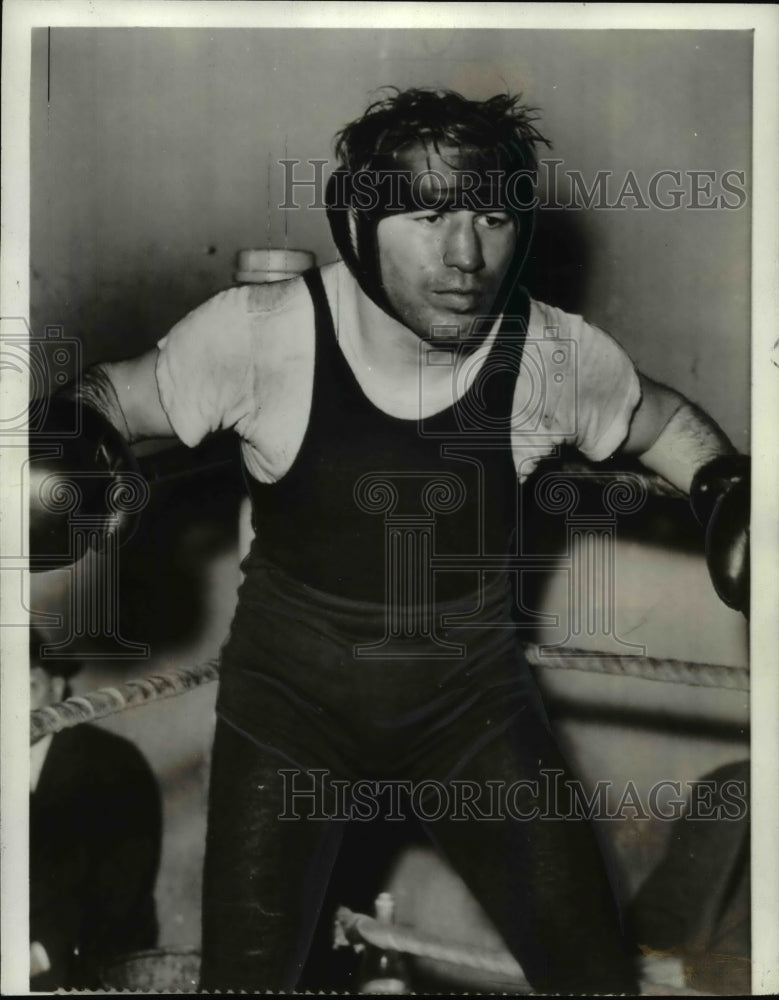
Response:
[30,647,747,744]
[523,646,749,692]
[30,659,220,743]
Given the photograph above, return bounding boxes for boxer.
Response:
[30,88,748,992]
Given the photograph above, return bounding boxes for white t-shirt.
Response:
[156,261,641,485]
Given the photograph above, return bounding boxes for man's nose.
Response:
[442,218,484,272]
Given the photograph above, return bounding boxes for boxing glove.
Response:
[29,394,146,571]
[689,454,750,615]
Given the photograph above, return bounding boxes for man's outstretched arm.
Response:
[622,373,737,492]
[29,350,177,570]
[621,373,749,614]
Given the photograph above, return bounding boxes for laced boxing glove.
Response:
[29,394,146,571]
[689,454,750,615]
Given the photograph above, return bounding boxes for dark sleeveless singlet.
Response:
[218,270,550,777]
[245,268,530,604]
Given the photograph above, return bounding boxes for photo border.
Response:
[2,2,776,994]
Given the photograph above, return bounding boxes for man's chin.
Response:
[419,310,491,349]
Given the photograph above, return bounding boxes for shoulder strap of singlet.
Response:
[498,281,531,342]
[464,283,530,425]
[301,265,364,419]
[302,266,337,341]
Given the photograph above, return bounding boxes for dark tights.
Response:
[200,718,637,993]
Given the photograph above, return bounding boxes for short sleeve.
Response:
[570,314,642,461]
[155,287,255,447]
[532,301,641,461]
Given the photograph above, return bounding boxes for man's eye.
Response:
[416,213,443,225]
[478,214,511,229]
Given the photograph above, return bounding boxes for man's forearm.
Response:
[637,400,737,494]
[638,400,748,613]
[54,350,175,444]
[58,364,132,441]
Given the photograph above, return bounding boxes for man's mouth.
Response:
[432,289,483,312]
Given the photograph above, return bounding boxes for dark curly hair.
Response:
[333,87,551,177]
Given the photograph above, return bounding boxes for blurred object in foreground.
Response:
[629,760,750,995]
[100,947,200,991]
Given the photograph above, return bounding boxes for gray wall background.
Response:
[29,27,751,972]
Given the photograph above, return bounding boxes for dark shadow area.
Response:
[117,438,244,651]
[522,209,591,314]
[546,699,749,744]
[511,447,704,628]
[628,760,750,996]
[71,434,245,665]
[299,811,429,991]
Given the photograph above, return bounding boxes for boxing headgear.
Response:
[326,136,537,323]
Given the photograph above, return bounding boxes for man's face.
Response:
[372,141,518,344]
[30,665,64,711]
[376,207,516,343]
